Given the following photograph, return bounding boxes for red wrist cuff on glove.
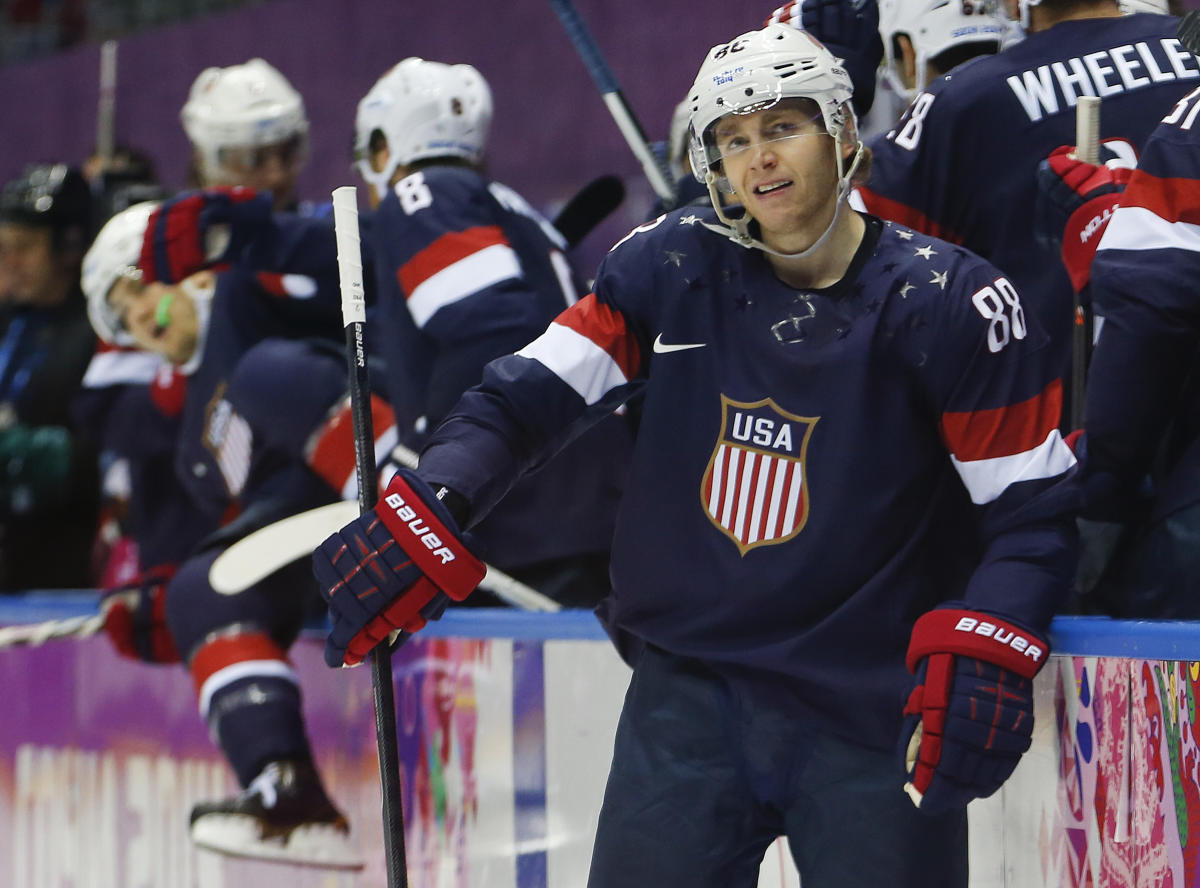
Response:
[1060,194,1121,292]
[906,608,1049,679]
[374,474,485,601]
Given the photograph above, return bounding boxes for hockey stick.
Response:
[1070,96,1101,430]
[0,613,103,649]
[96,41,117,166]
[208,493,561,610]
[546,0,677,208]
[1179,11,1200,56]
[332,186,408,888]
[552,173,626,249]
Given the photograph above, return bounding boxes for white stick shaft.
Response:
[332,187,367,326]
[1075,96,1101,165]
[0,614,103,648]
[96,41,118,164]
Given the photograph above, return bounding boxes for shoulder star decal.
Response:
[679,215,701,226]
[914,244,937,259]
[663,250,686,267]
[898,280,916,298]
[896,229,914,240]
[930,269,949,290]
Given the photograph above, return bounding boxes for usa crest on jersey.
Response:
[701,396,817,554]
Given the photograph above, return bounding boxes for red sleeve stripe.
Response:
[854,187,964,245]
[306,394,397,498]
[190,633,296,718]
[398,226,519,327]
[941,379,1062,461]
[1119,170,1200,226]
[255,271,318,299]
[516,294,641,405]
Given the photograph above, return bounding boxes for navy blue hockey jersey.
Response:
[371,166,632,571]
[1087,83,1200,518]
[860,14,1193,375]
[418,209,1078,746]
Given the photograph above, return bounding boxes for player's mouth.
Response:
[753,179,793,197]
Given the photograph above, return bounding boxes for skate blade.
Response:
[191,814,365,870]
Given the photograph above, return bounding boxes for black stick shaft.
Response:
[333,186,408,887]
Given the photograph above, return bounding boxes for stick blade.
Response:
[553,174,626,249]
[209,501,360,595]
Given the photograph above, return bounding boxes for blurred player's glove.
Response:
[900,605,1049,814]
[1035,142,1135,292]
[100,563,180,663]
[139,187,272,284]
[765,0,883,117]
[312,468,485,668]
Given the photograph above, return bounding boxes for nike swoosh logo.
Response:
[652,333,707,354]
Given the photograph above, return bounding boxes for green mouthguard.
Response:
[155,293,174,329]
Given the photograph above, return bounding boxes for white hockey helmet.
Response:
[181,58,309,184]
[353,58,493,196]
[879,0,1007,98]
[81,200,158,346]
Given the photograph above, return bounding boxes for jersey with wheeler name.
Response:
[859,13,1192,382]
[418,208,1078,747]
[371,166,632,571]
[1086,84,1200,518]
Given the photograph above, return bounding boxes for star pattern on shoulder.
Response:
[663,250,687,267]
[898,280,916,299]
[930,269,949,290]
[914,244,937,259]
[679,215,701,226]
[896,229,914,241]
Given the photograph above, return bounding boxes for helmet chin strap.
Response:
[699,139,865,261]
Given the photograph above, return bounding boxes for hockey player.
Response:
[1036,82,1200,617]
[857,1,1188,420]
[313,25,1078,887]
[82,197,364,868]
[182,58,310,213]
[0,164,100,589]
[346,57,631,605]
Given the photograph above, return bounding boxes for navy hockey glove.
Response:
[139,187,272,284]
[99,564,180,663]
[312,468,485,668]
[1035,142,1135,293]
[765,0,883,117]
[900,607,1049,814]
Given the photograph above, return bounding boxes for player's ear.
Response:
[897,34,918,91]
[368,129,390,176]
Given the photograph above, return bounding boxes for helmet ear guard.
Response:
[353,58,493,197]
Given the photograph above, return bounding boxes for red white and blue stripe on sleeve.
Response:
[513,293,643,406]
[397,225,522,328]
[939,378,1076,505]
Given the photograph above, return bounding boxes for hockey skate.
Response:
[189,759,364,869]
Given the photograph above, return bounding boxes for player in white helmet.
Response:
[313,25,1077,886]
[352,56,492,207]
[181,58,309,211]
[878,0,1008,103]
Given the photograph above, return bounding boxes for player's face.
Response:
[713,101,845,251]
[211,135,306,211]
[108,270,210,364]
[0,224,71,307]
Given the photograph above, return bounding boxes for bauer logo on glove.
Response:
[899,605,1049,814]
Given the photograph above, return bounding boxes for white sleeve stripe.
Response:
[407,243,522,327]
[516,322,629,405]
[950,429,1076,505]
[198,660,299,719]
[1098,207,1200,254]
[81,350,163,387]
